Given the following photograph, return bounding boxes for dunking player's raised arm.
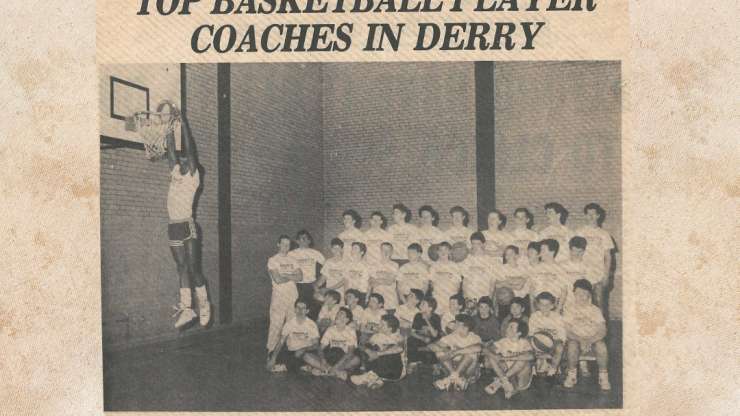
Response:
[166,127,178,172]
[180,114,198,175]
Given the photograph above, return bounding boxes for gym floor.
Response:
[103,321,622,411]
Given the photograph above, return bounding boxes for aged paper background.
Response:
[1,0,738,415]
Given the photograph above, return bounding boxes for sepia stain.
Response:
[33,231,46,247]
[723,179,740,198]
[637,304,667,336]
[70,179,97,199]
[665,58,701,92]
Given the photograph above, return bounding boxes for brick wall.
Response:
[230,63,324,323]
[321,62,478,246]
[101,64,220,349]
[492,61,622,317]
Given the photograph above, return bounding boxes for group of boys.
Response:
[265,202,616,396]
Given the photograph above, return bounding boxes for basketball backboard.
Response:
[99,64,182,150]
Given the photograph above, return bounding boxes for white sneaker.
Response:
[579,360,591,377]
[434,376,453,391]
[198,301,211,326]
[173,304,197,328]
[351,372,371,386]
[485,377,503,395]
[598,371,611,391]
[563,369,578,388]
[270,364,288,373]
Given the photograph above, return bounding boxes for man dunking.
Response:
[165,108,210,329]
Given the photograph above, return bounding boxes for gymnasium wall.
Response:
[321,62,478,247]
[492,61,623,318]
[100,64,221,349]
[230,63,324,323]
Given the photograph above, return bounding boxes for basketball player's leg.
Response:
[185,233,210,326]
[170,244,197,328]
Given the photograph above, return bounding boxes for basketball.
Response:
[450,242,469,262]
[531,331,556,354]
[428,243,440,261]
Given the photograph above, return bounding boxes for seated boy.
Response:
[302,307,358,380]
[528,291,567,376]
[395,288,423,334]
[563,279,611,391]
[500,297,529,334]
[407,296,442,368]
[483,319,534,399]
[428,314,482,391]
[344,289,365,330]
[317,290,341,333]
[442,294,465,334]
[360,293,386,346]
[350,315,405,388]
[267,299,320,373]
[472,296,501,346]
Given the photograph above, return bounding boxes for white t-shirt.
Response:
[361,307,385,333]
[347,304,365,329]
[441,311,457,333]
[321,325,358,353]
[344,259,370,293]
[363,228,393,266]
[561,259,588,308]
[368,331,404,351]
[495,263,531,298]
[538,224,573,263]
[509,228,540,265]
[318,303,340,323]
[428,260,462,313]
[460,254,496,300]
[494,337,532,367]
[576,226,615,284]
[529,262,570,305]
[167,166,200,221]
[288,248,326,284]
[417,225,445,260]
[338,227,365,259]
[321,257,348,295]
[395,303,419,328]
[282,317,319,351]
[397,261,429,296]
[482,229,511,260]
[369,260,400,310]
[529,310,567,342]
[440,331,482,349]
[267,253,299,300]
[387,223,420,260]
[563,302,606,340]
[444,225,475,248]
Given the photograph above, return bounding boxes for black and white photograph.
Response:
[100,61,622,411]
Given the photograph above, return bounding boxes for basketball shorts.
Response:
[168,218,197,247]
[323,347,346,366]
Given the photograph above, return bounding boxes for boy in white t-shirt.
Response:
[395,289,423,333]
[528,292,566,376]
[483,319,534,399]
[302,307,358,380]
[428,242,463,314]
[417,205,445,263]
[442,295,465,335]
[528,239,569,313]
[363,211,393,266]
[444,206,475,248]
[509,208,539,265]
[314,238,347,304]
[460,232,497,304]
[538,202,572,263]
[345,242,371,305]
[266,235,304,356]
[368,242,400,312]
[289,229,326,318]
[317,290,341,333]
[359,293,387,346]
[482,209,511,260]
[267,299,319,373]
[397,243,430,300]
[429,314,482,391]
[350,315,405,388]
[387,203,420,265]
[338,209,365,259]
[344,289,365,330]
[576,203,616,321]
[563,279,611,391]
[561,236,589,310]
[495,245,531,317]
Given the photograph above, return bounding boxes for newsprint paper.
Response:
[1,0,738,415]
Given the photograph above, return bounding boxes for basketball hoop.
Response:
[133,100,181,160]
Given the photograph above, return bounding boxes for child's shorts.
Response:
[367,353,403,381]
[276,348,305,372]
[323,347,346,366]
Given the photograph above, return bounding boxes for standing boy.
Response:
[428,242,462,315]
[397,243,430,300]
[538,203,572,263]
[387,203,420,265]
[289,229,325,317]
[460,232,497,304]
[345,242,371,305]
[576,203,616,320]
[529,239,569,312]
[368,242,400,312]
[266,235,303,359]
[314,238,347,304]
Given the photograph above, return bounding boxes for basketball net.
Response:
[133,100,181,160]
